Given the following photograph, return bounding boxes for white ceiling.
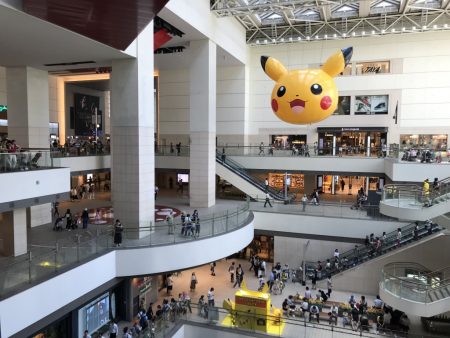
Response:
[0,4,131,70]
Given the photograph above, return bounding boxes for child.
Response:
[258,276,266,291]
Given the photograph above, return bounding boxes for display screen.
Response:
[177,173,189,183]
[355,95,388,115]
[74,93,101,136]
[333,96,351,115]
[83,294,109,333]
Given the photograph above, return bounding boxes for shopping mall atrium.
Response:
[1,0,450,337]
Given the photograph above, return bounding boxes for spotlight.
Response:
[315,35,319,39]
[324,34,328,39]
[412,26,416,30]
[372,30,375,35]
[272,38,276,43]
[333,33,337,38]
[297,36,302,41]
[342,32,347,37]
[381,29,385,34]
[280,38,284,42]
[422,25,427,30]
[362,31,365,35]
[433,25,437,29]
[264,39,268,44]
[402,27,406,31]
[444,24,448,28]
[256,40,260,44]
[306,36,310,40]
[391,28,396,33]
[289,37,292,42]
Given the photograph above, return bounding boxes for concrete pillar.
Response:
[6,67,52,227]
[0,209,27,256]
[189,40,217,207]
[110,23,154,233]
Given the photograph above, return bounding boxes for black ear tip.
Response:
[261,56,269,70]
[341,47,353,65]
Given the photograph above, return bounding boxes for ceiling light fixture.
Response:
[381,29,385,34]
[372,30,375,35]
[412,26,416,30]
[315,35,319,39]
[272,38,276,43]
[333,33,337,38]
[352,32,356,36]
[297,36,302,41]
[306,36,310,40]
[391,28,396,33]
[343,33,347,37]
[256,40,260,44]
[402,27,406,31]
[362,31,365,35]
[264,39,268,44]
[280,38,285,42]
[289,37,292,41]
[433,25,437,29]
[422,25,427,30]
[445,24,448,28]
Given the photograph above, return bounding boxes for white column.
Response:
[189,40,217,207]
[110,23,154,233]
[0,209,27,257]
[6,67,52,227]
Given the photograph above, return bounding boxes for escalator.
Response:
[216,153,291,201]
[380,177,450,220]
[380,262,450,317]
[303,220,443,281]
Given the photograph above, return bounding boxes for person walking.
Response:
[166,275,173,296]
[177,178,183,193]
[53,201,60,218]
[340,179,345,192]
[423,178,430,206]
[210,262,216,276]
[114,219,124,247]
[301,194,308,211]
[65,209,73,230]
[264,177,269,192]
[233,264,244,288]
[81,208,89,229]
[326,276,333,298]
[83,330,91,338]
[109,320,119,338]
[264,192,273,207]
[258,142,265,156]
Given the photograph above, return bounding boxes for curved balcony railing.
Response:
[0,204,252,297]
[382,178,450,208]
[381,262,450,304]
[304,221,441,280]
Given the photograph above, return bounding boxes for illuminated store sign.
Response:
[0,105,7,112]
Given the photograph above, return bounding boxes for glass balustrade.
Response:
[0,204,251,297]
[0,150,53,173]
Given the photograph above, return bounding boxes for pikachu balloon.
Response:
[261,47,353,124]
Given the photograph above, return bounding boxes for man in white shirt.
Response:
[374,295,383,309]
[304,286,312,299]
[207,287,215,307]
[265,178,269,192]
[301,194,308,211]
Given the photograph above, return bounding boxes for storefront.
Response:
[271,134,307,149]
[320,175,383,195]
[268,173,304,191]
[317,127,388,156]
[400,134,447,150]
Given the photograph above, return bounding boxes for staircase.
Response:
[216,153,291,201]
[380,178,450,220]
[380,262,450,317]
[304,220,442,281]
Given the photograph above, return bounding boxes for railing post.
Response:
[28,251,32,283]
[55,241,59,272]
[212,213,215,235]
[77,235,80,262]
[226,210,229,232]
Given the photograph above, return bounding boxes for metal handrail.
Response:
[304,221,441,280]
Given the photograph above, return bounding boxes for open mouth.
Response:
[290,99,306,113]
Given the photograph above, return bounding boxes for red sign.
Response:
[236,296,267,308]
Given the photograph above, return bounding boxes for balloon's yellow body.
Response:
[261,47,353,124]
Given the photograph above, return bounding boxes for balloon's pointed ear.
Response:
[261,56,288,81]
[321,47,353,78]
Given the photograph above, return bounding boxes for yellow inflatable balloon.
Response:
[261,47,353,124]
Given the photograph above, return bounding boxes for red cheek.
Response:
[320,96,332,110]
[271,99,278,112]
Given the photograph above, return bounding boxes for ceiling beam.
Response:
[400,0,411,14]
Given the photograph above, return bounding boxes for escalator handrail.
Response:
[216,154,286,200]
[304,221,440,276]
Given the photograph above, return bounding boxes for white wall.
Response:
[253,211,407,239]
[247,31,450,145]
[0,168,70,204]
[274,237,356,270]
[52,155,111,172]
[0,66,6,106]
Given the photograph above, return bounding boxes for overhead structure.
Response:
[210,0,450,44]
